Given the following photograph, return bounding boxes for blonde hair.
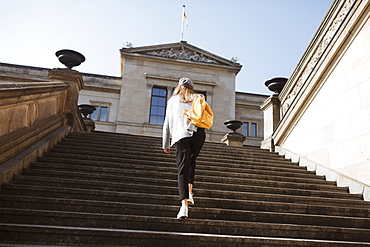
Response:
[173,85,195,103]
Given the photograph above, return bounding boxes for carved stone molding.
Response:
[281,0,355,115]
[147,46,219,64]
[144,73,216,86]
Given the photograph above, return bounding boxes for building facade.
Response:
[0,41,268,146]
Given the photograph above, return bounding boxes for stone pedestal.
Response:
[83,118,96,132]
[221,132,246,147]
[48,68,84,131]
[260,94,281,150]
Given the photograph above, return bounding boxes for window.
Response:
[149,87,167,125]
[242,122,249,136]
[251,123,257,137]
[90,105,109,122]
[243,122,257,137]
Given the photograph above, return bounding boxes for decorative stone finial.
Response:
[224,120,243,133]
[222,120,246,146]
[78,104,96,119]
[264,77,288,94]
[56,49,85,69]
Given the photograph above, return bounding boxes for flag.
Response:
[180,5,188,41]
[183,11,188,27]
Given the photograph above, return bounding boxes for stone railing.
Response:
[0,68,87,164]
[276,146,370,201]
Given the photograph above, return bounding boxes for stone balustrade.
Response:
[0,68,87,164]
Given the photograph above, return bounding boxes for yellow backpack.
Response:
[184,94,214,129]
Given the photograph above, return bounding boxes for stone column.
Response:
[260,94,280,150]
[167,86,174,100]
[206,90,213,106]
[48,68,84,131]
[143,83,154,124]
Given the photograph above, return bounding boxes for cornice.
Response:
[235,102,262,110]
[273,0,361,145]
[83,85,121,94]
[279,0,356,115]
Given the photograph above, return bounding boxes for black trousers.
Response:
[175,128,205,201]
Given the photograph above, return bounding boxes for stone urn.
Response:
[264,77,288,94]
[222,120,245,146]
[56,49,86,69]
[224,120,243,133]
[78,104,96,119]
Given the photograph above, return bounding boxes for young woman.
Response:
[162,77,206,219]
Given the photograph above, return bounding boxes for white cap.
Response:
[178,77,194,89]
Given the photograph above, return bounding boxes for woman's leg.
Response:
[177,198,189,219]
[176,137,192,201]
[187,128,205,205]
[189,128,206,185]
[176,137,192,219]
[188,183,193,194]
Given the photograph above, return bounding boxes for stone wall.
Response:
[272,0,370,186]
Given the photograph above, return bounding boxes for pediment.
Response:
[121,42,241,68]
[147,47,220,64]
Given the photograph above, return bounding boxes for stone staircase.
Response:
[0,131,369,246]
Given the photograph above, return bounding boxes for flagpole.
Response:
[180,5,185,41]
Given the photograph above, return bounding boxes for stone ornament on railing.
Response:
[281,0,355,115]
[224,120,243,133]
[147,47,219,64]
[221,120,246,147]
[56,49,85,69]
[78,104,96,119]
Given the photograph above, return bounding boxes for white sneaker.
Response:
[176,205,188,219]
[187,193,194,205]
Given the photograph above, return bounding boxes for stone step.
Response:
[30,159,332,187]
[27,162,358,201]
[12,173,358,200]
[68,131,259,152]
[2,182,369,211]
[2,193,369,220]
[51,144,297,169]
[36,156,348,193]
[41,151,315,177]
[2,223,370,247]
[59,137,288,160]
[65,132,290,162]
[41,152,333,186]
[1,130,369,246]
[16,170,363,206]
[38,155,318,179]
[1,208,370,242]
[1,193,370,230]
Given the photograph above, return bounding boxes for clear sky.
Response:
[0,0,333,95]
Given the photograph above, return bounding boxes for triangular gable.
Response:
[121,41,241,68]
